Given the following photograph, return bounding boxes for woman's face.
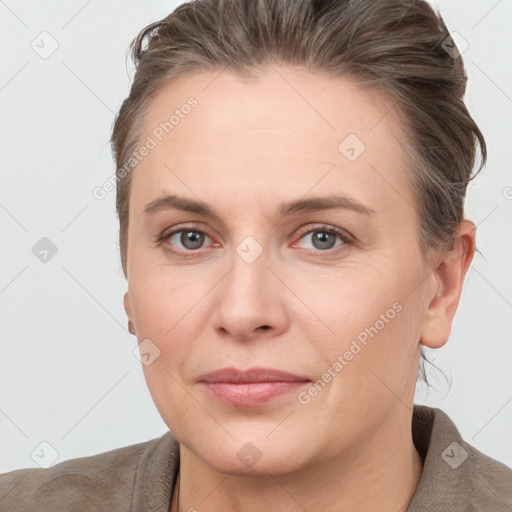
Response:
[124,66,436,474]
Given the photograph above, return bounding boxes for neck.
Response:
[171,405,424,512]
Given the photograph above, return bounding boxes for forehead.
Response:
[131,66,413,218]
[141,67,405,156]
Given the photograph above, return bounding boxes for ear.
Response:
[420,220,476,349]
[123,291,136,335]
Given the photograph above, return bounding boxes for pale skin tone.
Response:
[123,65,475,512]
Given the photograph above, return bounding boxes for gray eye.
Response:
[299,229,344,251]
[309,231,338,250]
[172,230,206,250]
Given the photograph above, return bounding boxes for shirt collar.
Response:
[407,405,471,511]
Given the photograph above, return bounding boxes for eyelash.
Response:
[156,223,355,259]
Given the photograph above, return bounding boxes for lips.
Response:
[198,367,311,407]
[199,367,310,384]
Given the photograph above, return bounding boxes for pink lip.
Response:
[199,367,311,408]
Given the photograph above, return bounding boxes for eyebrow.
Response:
[143,193,376,220]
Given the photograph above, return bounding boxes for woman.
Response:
[1,0,511,510]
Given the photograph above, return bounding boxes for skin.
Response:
[123,65,475,512]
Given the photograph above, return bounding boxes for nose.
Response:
[211,242,289,343]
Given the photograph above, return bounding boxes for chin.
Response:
[180,428,315,477]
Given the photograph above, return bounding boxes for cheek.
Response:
[129,268,217,394]
[305,264,422,382]
[306,271,399,343]
[130,265,206,336]
[130,274,199,419]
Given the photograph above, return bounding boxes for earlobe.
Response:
[420,220,476,349]
[123,292,136,336]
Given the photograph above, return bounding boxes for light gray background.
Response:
[1,0,511,472]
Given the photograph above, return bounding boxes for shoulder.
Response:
[0,432,171,512]
[463,440,512,509]
[410,405,512,511]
